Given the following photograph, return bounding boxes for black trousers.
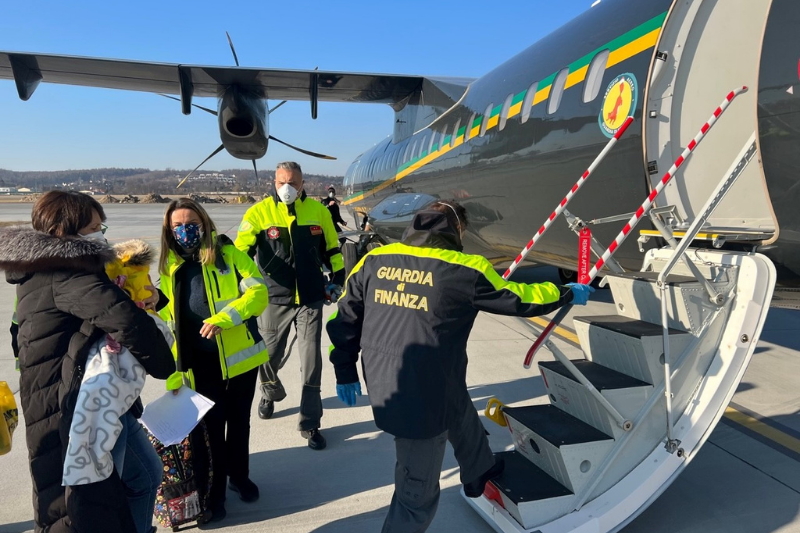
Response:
[193,357,258,507]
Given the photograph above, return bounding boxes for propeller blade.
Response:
[159,94,218,116]
[268,135,337,160]
[177,144,226,189]
[225,31,240,67]
[268,100,287,114]
[252,160,259,186]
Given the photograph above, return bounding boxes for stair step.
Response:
[604,271,718,333]
[539,360,653,438]
[539,359,651,389]
[574,315,693,384]
[504,404,611,446]
[574,314,685,338]
[487,450,575,529]
[503,405,614,493]
[490,450,573,503]
[610,271,697,285]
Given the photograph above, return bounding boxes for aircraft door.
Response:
[645,0,775,235]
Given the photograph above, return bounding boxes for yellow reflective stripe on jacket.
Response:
[363,243,561,305]
[160,241,268,387]
[214,299,236,313]
[221,305,243,326]
[227,339,267,368]
[239,276,265,292]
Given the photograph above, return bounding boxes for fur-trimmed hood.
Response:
[0,228,115,279]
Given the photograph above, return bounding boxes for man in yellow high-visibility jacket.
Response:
[235,162,345,450]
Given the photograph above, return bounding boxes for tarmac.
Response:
[0,203,798,533]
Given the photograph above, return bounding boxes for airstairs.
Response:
[466,91,777,532]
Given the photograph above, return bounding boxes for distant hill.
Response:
[0,168,343,197]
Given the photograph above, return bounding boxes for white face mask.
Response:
[328,192,334,198]
[277,183,298,204]
[81,230,106,243]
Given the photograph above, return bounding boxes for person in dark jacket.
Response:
[235,162,345,450]
[321,186,348,237]
[0,191,175,533]
[326,201,594,533]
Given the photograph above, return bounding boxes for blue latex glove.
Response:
[324,283,343,305]
[565,282,595,306]
[336,382,362,406]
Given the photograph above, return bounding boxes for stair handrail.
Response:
[500,117,634,431]
[522,86,749,371]
[657,131,758,452]
[501,116,634,281]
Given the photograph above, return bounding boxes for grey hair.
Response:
[276,161,302,174]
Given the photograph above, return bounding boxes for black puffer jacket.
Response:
[0,228,175,533]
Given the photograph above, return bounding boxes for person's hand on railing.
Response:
[565,283,595,305]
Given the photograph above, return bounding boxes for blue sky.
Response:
[0,1,595,176]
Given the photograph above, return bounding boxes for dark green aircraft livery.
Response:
[1,0,799,293]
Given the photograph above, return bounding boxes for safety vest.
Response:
[159,240,269,390]
[235,192,345,306]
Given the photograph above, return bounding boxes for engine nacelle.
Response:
[218,86,268,160]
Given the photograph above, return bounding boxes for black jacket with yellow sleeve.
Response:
[326,210,574,439]
[235,191,345,306]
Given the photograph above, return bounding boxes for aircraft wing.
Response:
[0,51,432,103]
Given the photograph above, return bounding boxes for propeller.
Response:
[269,136,336,160]
[252,160,260,187]
[268,100,287,114]
[177,144,225,189]
[170,32,337,188]
[225,31,240,67]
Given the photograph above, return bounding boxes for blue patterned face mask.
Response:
[173,223,202,249]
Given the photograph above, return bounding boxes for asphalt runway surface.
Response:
[0,204,798,532]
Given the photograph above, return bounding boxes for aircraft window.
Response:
[418,135,428,159]
[521,82,538,124]
[583,49,609,103]
[403,141,413,164]
[465,112,476,141]
[499,93,514,131]
[451,118,461,147]
[479,103,493,137]
[547,68,569,115]
[428,131,438,154]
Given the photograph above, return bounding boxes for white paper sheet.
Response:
[139,388,215,446]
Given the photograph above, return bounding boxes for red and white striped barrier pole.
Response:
[502,116,634,280]
[523,86,748,368]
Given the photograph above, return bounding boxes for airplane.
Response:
[0,0,797,531]
[2,1,797,294]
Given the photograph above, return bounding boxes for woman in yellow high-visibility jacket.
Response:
[158,198,268,524]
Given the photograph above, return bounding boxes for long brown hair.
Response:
[159,198,218,274]
[31,191,106,237]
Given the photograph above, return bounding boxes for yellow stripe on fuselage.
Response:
[343,27,661,207]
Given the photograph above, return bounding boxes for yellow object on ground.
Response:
[0,381,18,455]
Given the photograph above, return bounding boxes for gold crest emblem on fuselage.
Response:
[599,73,638,138]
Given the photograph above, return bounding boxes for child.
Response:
[63,239,173,486]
